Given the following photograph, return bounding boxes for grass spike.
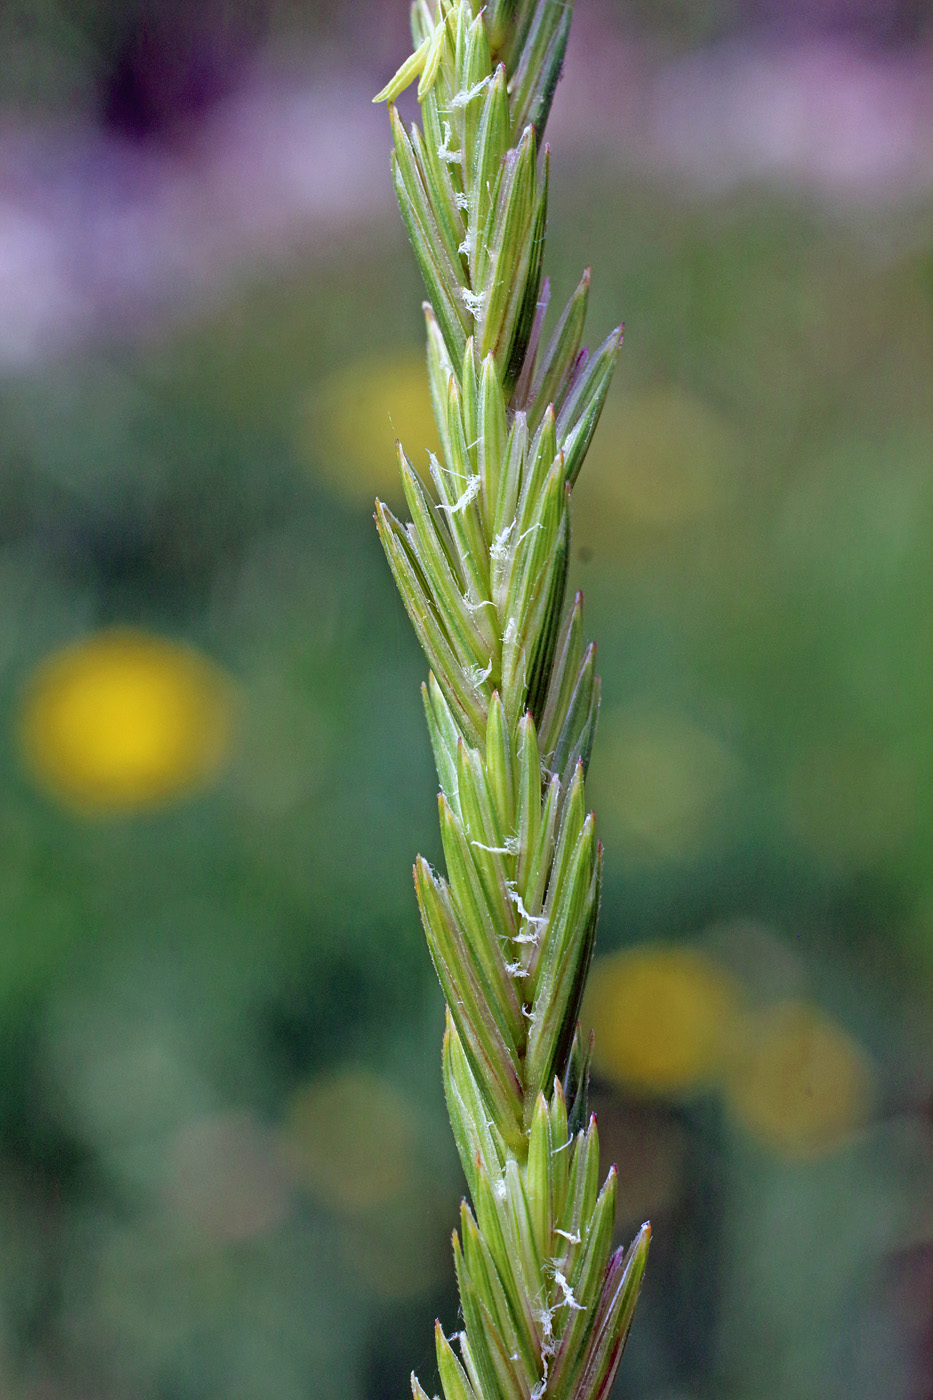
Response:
[374,4,648,1395]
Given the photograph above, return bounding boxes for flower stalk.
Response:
[373,4,649,1398]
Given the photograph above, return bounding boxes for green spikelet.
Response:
[374,5,649,1398]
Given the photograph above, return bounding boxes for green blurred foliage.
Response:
[0,11,930,1398]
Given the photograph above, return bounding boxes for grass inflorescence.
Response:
[373,5,649,1398]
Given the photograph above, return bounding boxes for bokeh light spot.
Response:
[724,1001,873,1159]
[19,629,235,813]
[591,711,740,862]
[585,945,741,1095]
[282,1067,417,1213]
[574,386,738,552]
[166,1112,290,1243]
[304,352,437,505]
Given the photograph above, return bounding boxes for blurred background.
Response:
[0,1,930,1397]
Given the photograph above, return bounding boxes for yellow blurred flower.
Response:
[20,629,235,813]
[585,945,741,1095]
[282,1066,417,1213]
[724,1001,873,1159]
[590,711,740,864]
[573,385,738,557]
[303,352,438,505]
